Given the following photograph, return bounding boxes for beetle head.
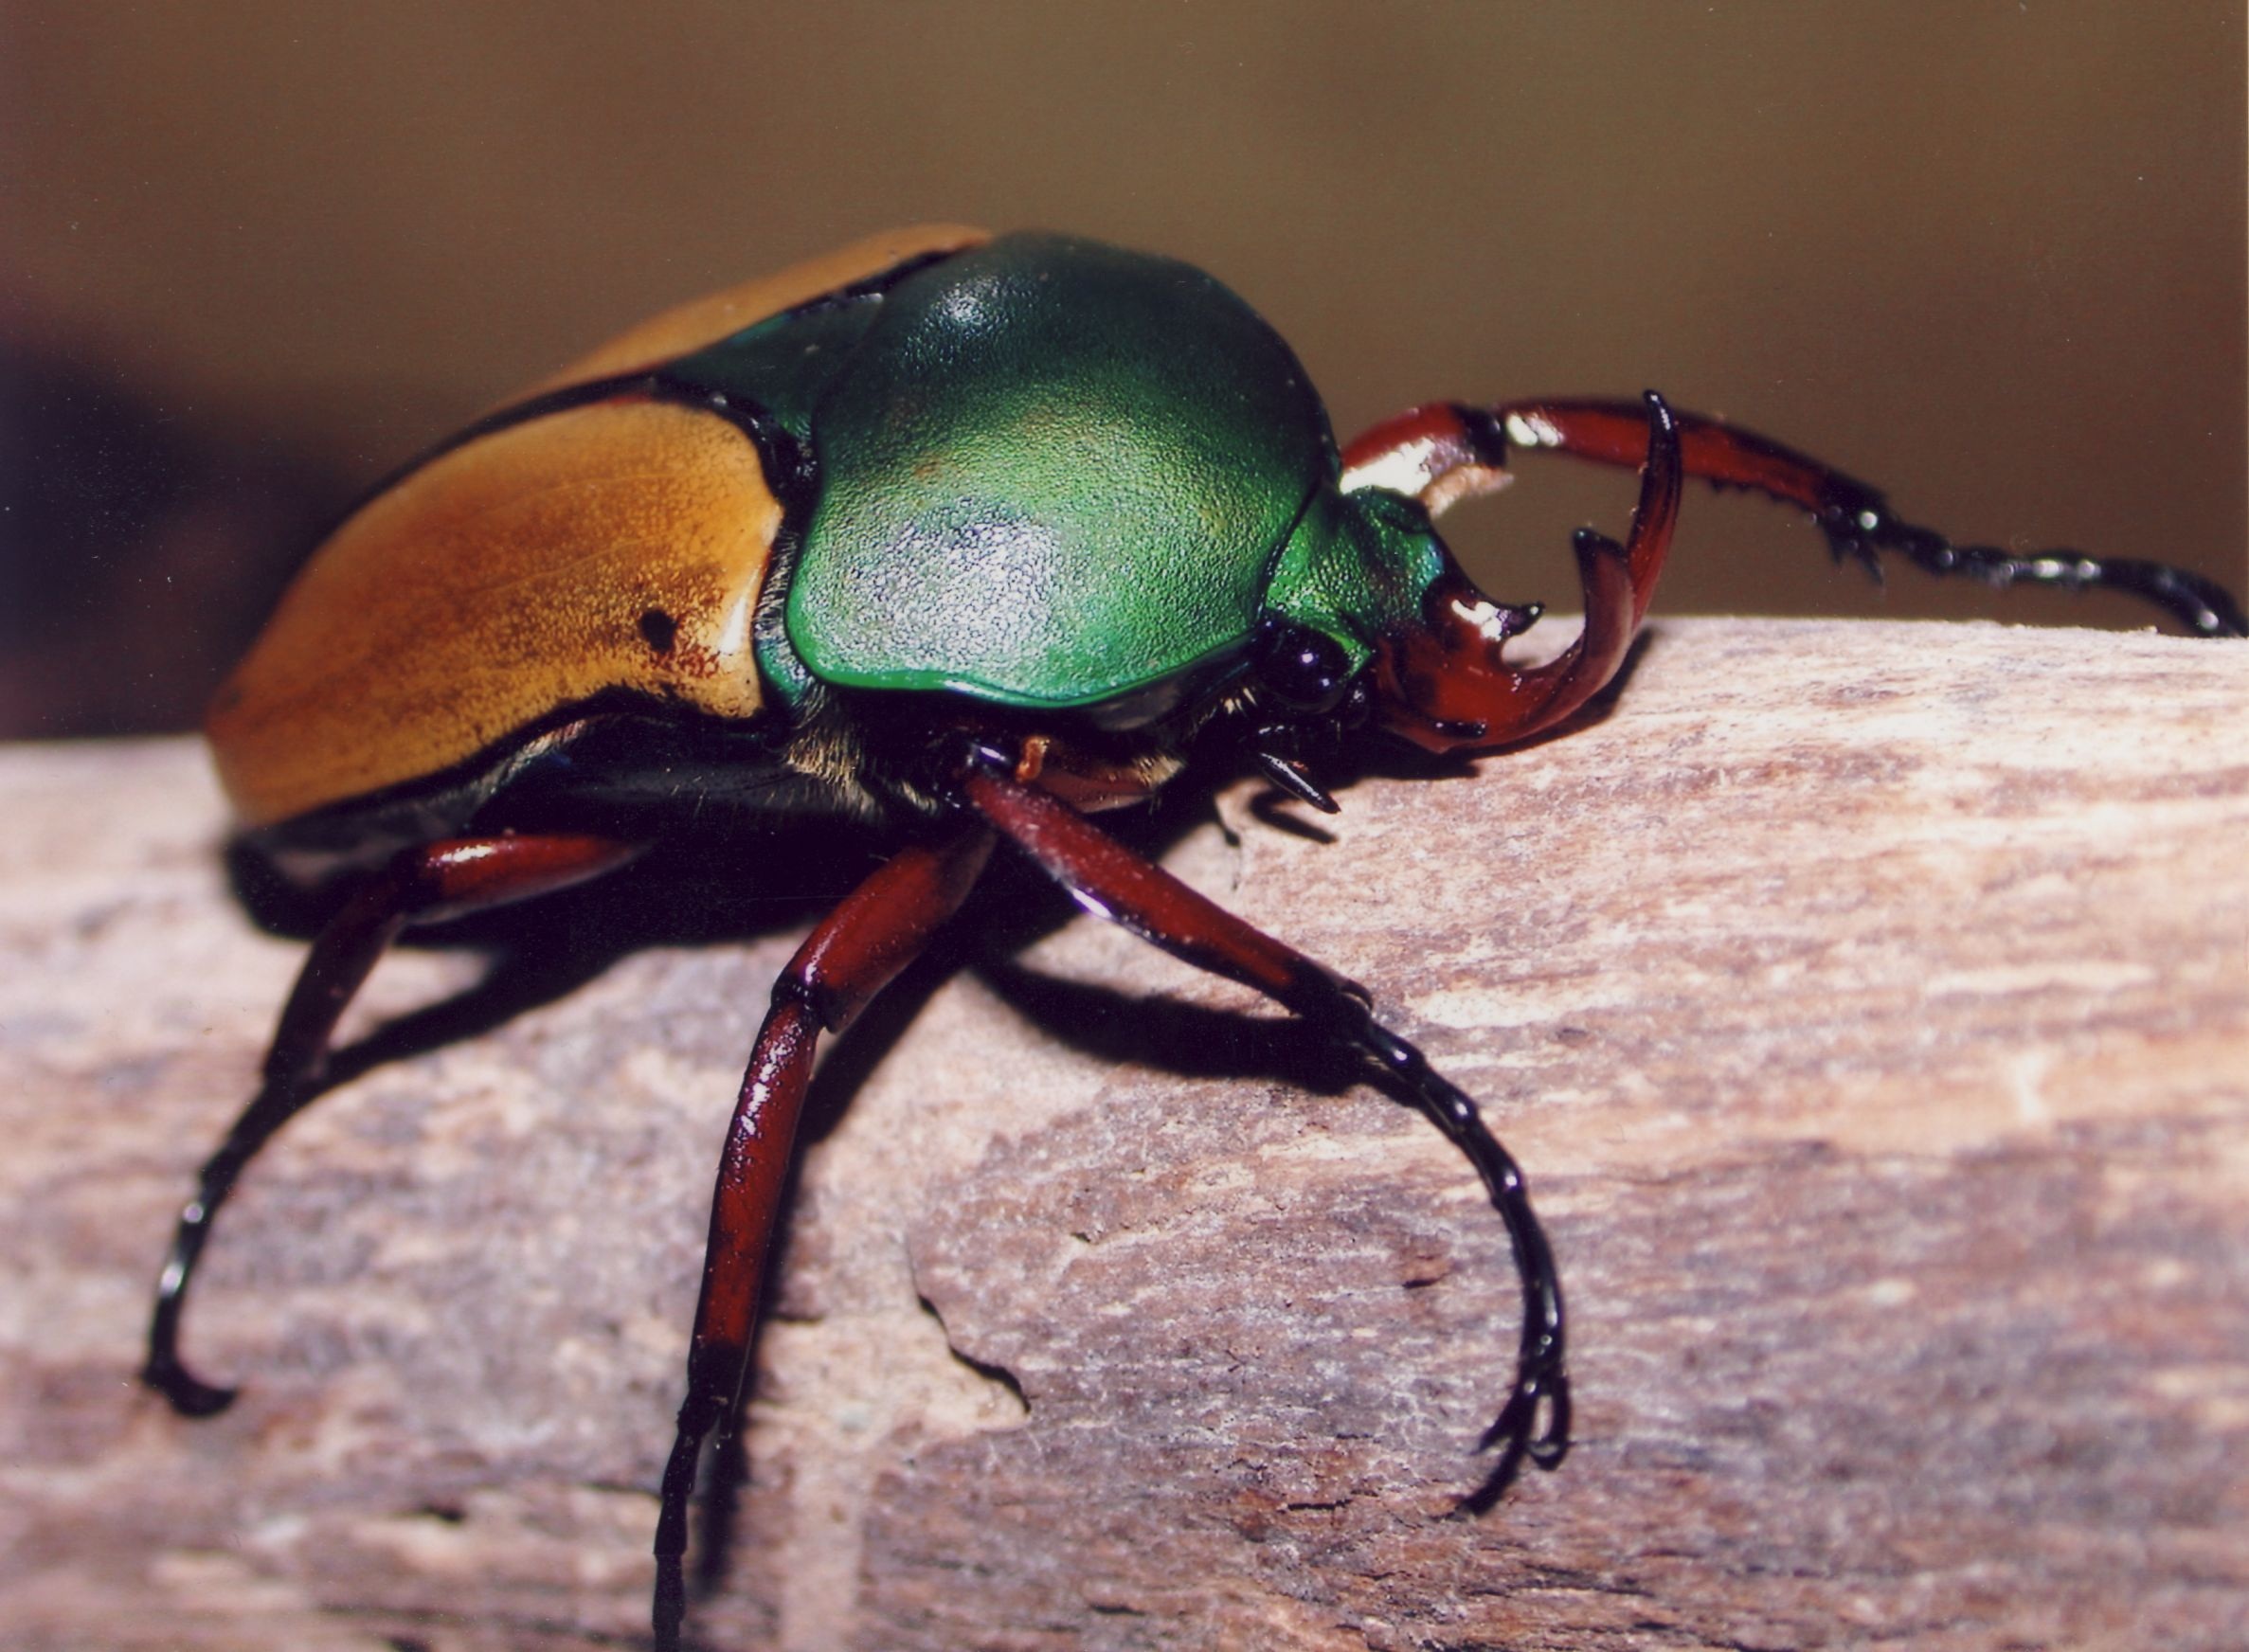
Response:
[1273,394,1682,755]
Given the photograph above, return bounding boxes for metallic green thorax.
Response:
[672,234,1447,717]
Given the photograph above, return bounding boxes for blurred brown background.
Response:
[4,1,2242,739]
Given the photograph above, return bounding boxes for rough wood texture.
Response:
[2,619,2243,1651]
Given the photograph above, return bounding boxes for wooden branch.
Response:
[2,620,2243,1650]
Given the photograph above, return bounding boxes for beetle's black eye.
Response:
[1252,618,1353,715]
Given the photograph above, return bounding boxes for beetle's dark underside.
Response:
[144,227,2246,1651]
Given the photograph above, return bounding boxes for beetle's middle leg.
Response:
[144,831,644,1417]
[653,823,996,1652]
[955,760,1569,1515]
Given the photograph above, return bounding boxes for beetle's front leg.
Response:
[654,824,995,1651]
[954,759,1569,1513]
[1341,396,2248,637]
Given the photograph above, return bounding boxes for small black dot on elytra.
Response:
[638,608,678,654]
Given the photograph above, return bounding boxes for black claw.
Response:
[2095,558,2249,637]
[1457,1365,1572,1515]
[144,1185,243,1418]
[140,1352,237,1418]
[1457,1442,1529,1517]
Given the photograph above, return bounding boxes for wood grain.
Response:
[2,619,2242,1651]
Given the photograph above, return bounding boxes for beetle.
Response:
[141,225,2247,1648]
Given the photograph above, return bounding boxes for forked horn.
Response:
[1369,391,1682,754]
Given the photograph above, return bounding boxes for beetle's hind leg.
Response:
[143,832,640,1416]
[653,825,995,1652]
[955,760,1569,1512]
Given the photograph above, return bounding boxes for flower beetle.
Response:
[143,225,2248,1648]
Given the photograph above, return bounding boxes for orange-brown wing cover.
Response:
[208,226,992,828]
[208,400,782,826]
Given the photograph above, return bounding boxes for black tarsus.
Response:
[1328,1010,1569,1509]
[1808,477,2249,637]
[142,1068,322,1415]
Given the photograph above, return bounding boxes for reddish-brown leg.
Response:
[956,761,1567,1516]
[653,825,996,1651]
[143,833,643,1416]
[1342,396,2247,637]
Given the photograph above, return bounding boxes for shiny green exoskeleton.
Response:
[760,235,1441,710]
[155,225,2247,1651]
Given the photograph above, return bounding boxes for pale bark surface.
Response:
[2,619,2243,1651]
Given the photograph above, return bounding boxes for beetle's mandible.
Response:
[142,226,2248,1647]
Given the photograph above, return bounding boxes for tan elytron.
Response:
[208,400,784,826]
[209,225,994,828]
